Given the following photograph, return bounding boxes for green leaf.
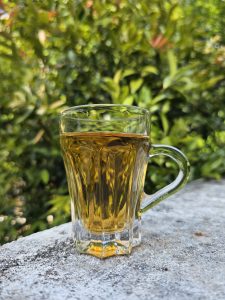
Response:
[122,69,136,78]
[123,95,134,105]
[176,77,196,91]
[152,94,167,104]
[167,50,177,76]
[170,5,183,21]
[150,104,160,113]
[201,158,223,177]
[202,76,224,89]
[162,101,170,113]
[163,76,173,89]
[101,77,120,101]
[138,86,152,105]
[141,66,158,76]
[40,169,49,184]
[38,10,49,24]
[113,70,122,84]
[49,195,70,214]
[120,86,129,101]
[130,78,143,94]
[160,113,169,134]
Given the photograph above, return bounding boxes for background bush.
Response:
[0,0,225,244]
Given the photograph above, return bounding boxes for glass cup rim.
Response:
[60,104,150,122]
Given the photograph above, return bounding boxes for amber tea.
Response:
[60,132,149,234]
[60,104,190,258]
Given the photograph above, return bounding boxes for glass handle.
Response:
[140,144,190,213]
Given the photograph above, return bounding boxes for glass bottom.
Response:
[77,238,131,258]
[72,219,141,258]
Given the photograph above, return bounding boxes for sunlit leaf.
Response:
[141,66,158,76]
[130,78,143,94]
[167,50,177,77]
[113,70,122,84]
[123,95,134,105]
[122,69,136,78]
[163,76,173,89]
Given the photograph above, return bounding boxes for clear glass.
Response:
[59,104,190,258]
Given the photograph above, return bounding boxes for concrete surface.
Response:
[0,180,225,300]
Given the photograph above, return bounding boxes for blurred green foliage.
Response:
[0,0,225,244]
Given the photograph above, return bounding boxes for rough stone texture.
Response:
[0,180,225,300]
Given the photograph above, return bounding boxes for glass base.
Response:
[72,219,141,258]
[76,231,132,258]
[77,239,131,258]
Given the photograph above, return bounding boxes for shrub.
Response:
[0,0,224,244]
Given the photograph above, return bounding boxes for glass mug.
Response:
[60,104,190,258]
